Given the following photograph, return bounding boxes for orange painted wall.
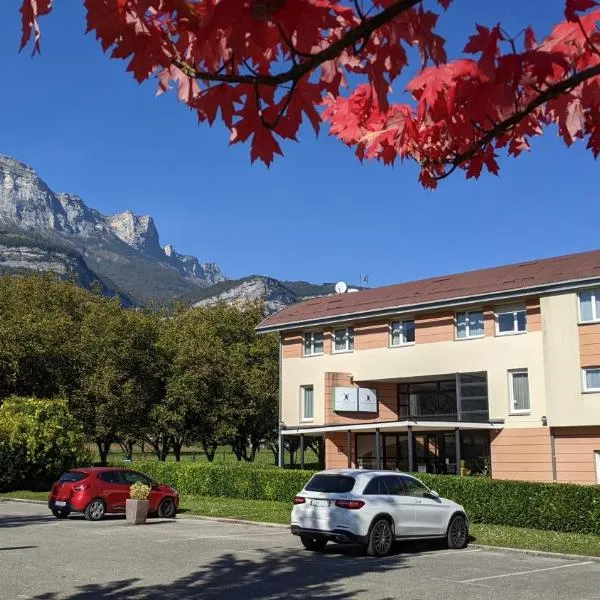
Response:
[354,320,389,351]
[483,308,495,337]
[325,432,353,469]
[490,428,553,482]
[282,332,303,359]
[323,329,332,354]
[554,427,600,484]
[415,312,454,344]
[579,322,600,367]
[526,298,542,332]
[324,372,398,426]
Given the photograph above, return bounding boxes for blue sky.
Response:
[0,1,596,286]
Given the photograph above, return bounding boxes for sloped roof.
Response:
[257,249,600,332]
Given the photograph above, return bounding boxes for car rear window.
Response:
[305,474,355,493]
[59,472,88,483]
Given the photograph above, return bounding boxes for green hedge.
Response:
[133,461,313,503]
[131,462,600,535]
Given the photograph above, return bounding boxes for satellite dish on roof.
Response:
[335,281,348,294]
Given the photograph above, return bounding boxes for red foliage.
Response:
[18,0,600,186]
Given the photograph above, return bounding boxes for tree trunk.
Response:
[172,439,183,462]
[201,439,218,462]
[119,439,134,461]
[268,442,278,464]
[96,438,112,466]
[149,435,171,461]
[231,439,244,461]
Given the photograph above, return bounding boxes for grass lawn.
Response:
[3,491,599,557]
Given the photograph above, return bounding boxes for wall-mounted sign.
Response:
[358,387,378,413]
[334,387,378,413]
[334,387,358,412]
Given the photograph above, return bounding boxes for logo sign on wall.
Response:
[358,387,377,413]
[334,387,358,412]
[333,387,378,413]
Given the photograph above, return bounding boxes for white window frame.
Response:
[303,331,324,357]
[579,289,600,323]
[582,367,600,393]
[390,319,416,347]
[496,304,527,336]
[333,327,354,353]
[508,369,531,414]
[301,385,314,422]
[455,310,485,340]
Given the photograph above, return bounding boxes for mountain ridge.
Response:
[0,154,338,311]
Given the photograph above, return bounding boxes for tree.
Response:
[0,274,94,400]
[73,299,164,465]
[160,304,232,462]
[163,301,278,462]
[18,1,600,186]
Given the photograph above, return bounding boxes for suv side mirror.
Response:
[427,490,440,501]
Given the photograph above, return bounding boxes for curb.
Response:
[470,543,600,563]
[1,497,289,529]
[1,497,46,505]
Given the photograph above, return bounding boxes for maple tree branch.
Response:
[576,17,600,59]
[174,0,424,86]
[432,62,600,179]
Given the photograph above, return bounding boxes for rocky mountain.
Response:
[0,154,341,311]
[0,230,129,302]
[0,155,225,304]
[193,276,299,314]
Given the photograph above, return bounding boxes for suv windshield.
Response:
[59,472,87,483]
[305,474,355,493]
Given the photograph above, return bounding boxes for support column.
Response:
[550,430,557,482]
[347,430,352,468]
[300,434,305,470]
[278,432,284,468]
[408,426,414,472]
[455,428,461,476]
[375,429,381,470]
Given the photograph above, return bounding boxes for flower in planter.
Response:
[129,481,151,501]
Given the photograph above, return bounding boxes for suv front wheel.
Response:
[446,514,468,549]
[300,535,327,551]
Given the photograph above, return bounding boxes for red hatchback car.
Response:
[48,467,179,521]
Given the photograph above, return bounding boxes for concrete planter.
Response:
[126,499,148,525]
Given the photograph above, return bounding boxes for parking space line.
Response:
[460,561,594,583]
[432,577,491,589]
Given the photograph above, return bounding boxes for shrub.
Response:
[129,481,151,500]
[131,462,600,535]
[0,396,91,491]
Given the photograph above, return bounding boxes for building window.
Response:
[456,311,484,339]
[580,289,600,323]
[496,305,527,335]
[508,369,530,413]
[303,331,323,356]
[583,368,600,392]
[390,320,415,346]
[334,327,354,352]
[301,386,314,421]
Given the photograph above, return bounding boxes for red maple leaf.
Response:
[565,0,598,21]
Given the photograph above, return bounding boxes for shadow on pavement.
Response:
[31,545,408,600]
[0,514,56,529]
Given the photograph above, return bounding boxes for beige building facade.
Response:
[257,250,600,484]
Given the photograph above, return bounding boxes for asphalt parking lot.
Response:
[1,500,600,600]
